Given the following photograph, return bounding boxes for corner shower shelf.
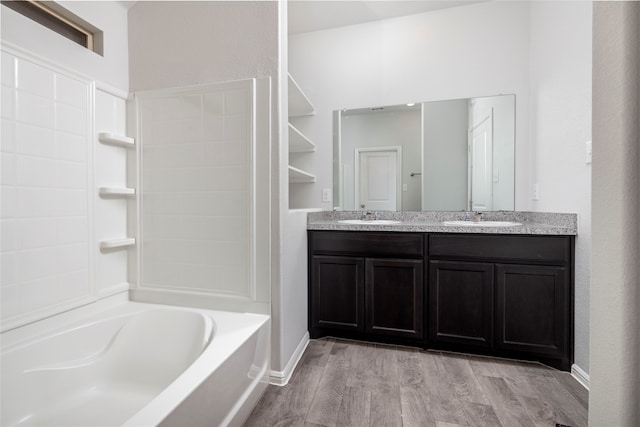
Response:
[98,132,135,148]
[99,187,136,197]
[100,238,136,250]
[289,123,316,153]
[288,74,315,117]
[289,165,316,183]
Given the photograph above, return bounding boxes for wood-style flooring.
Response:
[244,338,588,427]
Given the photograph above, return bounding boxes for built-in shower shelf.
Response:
[100,238,136,250]
[289,123,316,152]
[98,132,135,148]
[99,187,136,197]
[289,165,316,183]
[288,74,315,117]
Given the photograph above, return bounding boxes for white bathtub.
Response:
[0,301,270,427]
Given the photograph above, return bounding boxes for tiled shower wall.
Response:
[1,47,129,331]
[135,80,256,301]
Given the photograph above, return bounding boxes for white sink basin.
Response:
[338,219,402,225]
[443,220,522,227]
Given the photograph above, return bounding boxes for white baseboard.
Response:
[571,363,590,390]
[269,332,310,386]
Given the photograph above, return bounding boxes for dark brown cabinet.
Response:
[428,260,493,349]
[311,255,364,332]
[308,230,574,371]
[495,264,569,358]
[309,231,424,343]
[428,234,573,370]
[365,258,423,339]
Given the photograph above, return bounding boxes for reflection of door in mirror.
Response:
[469,110,493,211]
[355,147,402,211]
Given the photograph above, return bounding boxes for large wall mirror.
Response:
[333,95,515,211]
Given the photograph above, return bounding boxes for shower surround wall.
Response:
[1,1,130,330]
[130,79,270,313]
[1,46,130,331]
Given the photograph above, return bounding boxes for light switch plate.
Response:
[321,188,332,202]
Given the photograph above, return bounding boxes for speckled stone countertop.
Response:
[307,211,577,235]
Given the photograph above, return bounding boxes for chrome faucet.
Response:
[472,211,483,222]
[362,211,377,221]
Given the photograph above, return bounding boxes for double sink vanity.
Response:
[307,211,576,371]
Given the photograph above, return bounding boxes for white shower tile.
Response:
[56,103,87,136]
[19,276,59,313]
[57,269,90,301]
[224,88,249,114]
[150,119,182,145]
[1,118,15,152]
[1,252,17,286]
[56,132,87,162]
[1,52,16,87]
[180,216,245,241]
[180,168,205,191]
[1,284,20,320]
[16,91,54,129]
[1,152,15,185]
[203,92,224,116]
[153,97,184,122]
[1,187,17,218]
[182,95,202,119]
[57,160,87,189]
[55,74,88,108]
[209,265,247,293]
[181,191,247,216]
[55,189,87,217]
[16,246,60,282]
[16,155,57,187]
[202,166,246,191]
[182,118,203,142]
[203,117,224,141]
[1,219,18,252]
[224,115,248,140]
[14,218,58,250]
[16,58,54,99]
[56,217,88,245]
[15,123,55,157]
[16,187,58,218]
[55,243,88,273]
[222,140,248,165]
[1,86,15,119]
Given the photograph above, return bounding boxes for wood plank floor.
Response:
[244,338,588,427]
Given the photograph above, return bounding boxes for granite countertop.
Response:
[307,211,577,236]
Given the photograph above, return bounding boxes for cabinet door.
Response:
[311,255,365,333]
[365,258,424,340]
[428,260,494,348]
[496,264,568,358]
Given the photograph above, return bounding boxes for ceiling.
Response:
[288,0,485,35]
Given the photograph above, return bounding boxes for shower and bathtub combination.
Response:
[1,300,270,426]
[1,44,272,426]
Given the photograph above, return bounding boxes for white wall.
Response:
[590,2,640,424]
[128,1,277,93]
[528,1,592,376]
[289,1,531,211]
[1,1,129,92]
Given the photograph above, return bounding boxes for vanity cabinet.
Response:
[308,231,424,343]
[428,234,573,370]
[308,230,574,371]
